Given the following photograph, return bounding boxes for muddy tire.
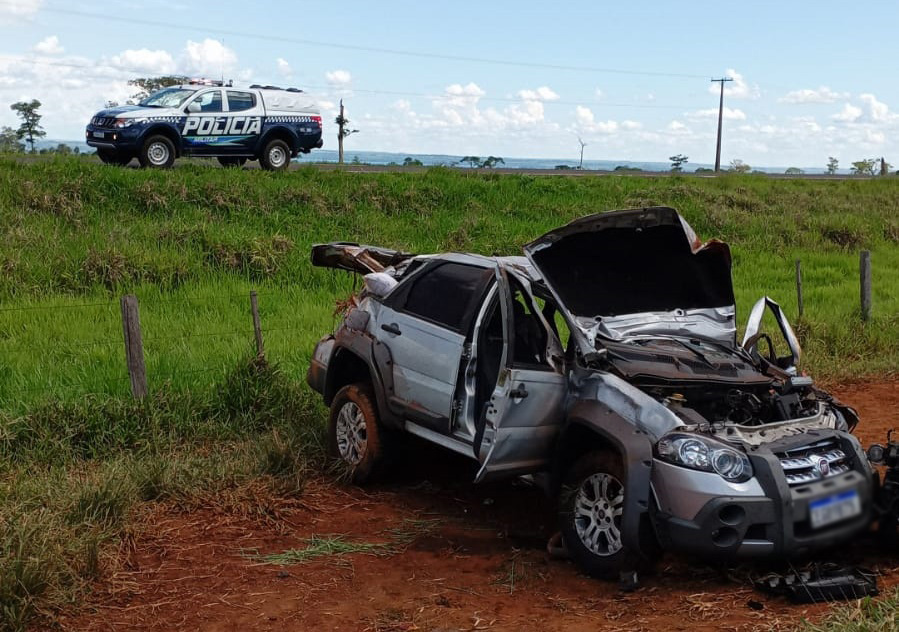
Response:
[97,149,132,166]
[328,383,383,484]
[559,451,657,579]
[259,138,290,171]
[217,156,248,168]
[138,135,176,168]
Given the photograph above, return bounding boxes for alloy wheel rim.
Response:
[573,472,625,556]
[335,401,367,465]
[147,142,169,165]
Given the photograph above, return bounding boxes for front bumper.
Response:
[85,125,142,152]
[652,431,873,559]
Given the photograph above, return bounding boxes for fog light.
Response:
[711,527,738,547]
[718,505,746,526]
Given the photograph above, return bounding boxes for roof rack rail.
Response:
[286,87,304,93]
[187,78,232,87]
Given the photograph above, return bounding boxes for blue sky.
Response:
[1,0,898,168]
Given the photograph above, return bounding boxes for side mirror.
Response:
[186,102,201,113]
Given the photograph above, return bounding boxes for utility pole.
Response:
[577,137,587,169]
[337,99,346,164]
[710,77,733,172]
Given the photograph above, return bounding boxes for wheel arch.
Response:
[324,341,401,430]
[140,124,182,157]
[257,125,299,157]
[554,400,656,561]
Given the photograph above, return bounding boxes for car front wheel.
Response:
[559,451,656,579]
[328,383,383,484]
[138,135,176,168]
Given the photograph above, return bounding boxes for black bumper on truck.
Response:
[654,430,873,559]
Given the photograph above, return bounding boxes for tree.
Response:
[459,156,481,168]
[10,100,46,153]
[669,154,689,172]
[128,76,188,101]
[335,99,359,164]
[784,167,804,175]
[826,157,839,175]
[403,157,423,167]
[0,126,22,153]
[880,157,893,176]
[850,159,877,176]
[55,143,72,155]
[729,159,751,173]
[481,156,504,168]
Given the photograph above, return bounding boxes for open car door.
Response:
[474,267,567,483]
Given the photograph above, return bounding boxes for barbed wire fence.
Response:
[0,289,302,408]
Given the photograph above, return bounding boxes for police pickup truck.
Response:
[86,80,323,170]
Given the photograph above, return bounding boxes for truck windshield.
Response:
[139,88,197,108]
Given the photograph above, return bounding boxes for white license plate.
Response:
[92,131,104,138]
[809,490,861,529]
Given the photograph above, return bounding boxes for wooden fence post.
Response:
[860,250,872,321]
[250,290,264,357]
[120,294,148,399]
[795,259,804,318]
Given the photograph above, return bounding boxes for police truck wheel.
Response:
[217,157,248,168]
[138,135,175,168]
[328,383,384,485]
[259,139,290,171]
[97,149,131,166]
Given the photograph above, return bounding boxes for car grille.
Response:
[92,116,115,127]
[777,439,851,486]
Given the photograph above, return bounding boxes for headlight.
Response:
[114,118,146,128]
[656,432,752,483]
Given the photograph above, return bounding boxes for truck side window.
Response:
[399,262,493,332]
[227,91,256,112]
[194,91,223,113]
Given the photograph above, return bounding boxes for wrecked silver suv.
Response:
[307,207,873,579]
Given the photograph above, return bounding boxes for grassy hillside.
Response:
[1,156,897,413]
[1,156,898,629]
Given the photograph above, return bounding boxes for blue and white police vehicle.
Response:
[86,80,323,170]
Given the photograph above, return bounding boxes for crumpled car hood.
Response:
[523,207,737,350]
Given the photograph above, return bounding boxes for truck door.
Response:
[222,90,264,156]
[375,260,495,434]
[474,270,567,482]
[181,89,226,156]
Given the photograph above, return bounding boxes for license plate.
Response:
[809,490,861,529]
[92,131,104,138]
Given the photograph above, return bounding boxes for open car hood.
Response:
[523,207,737,351]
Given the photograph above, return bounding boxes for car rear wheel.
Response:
[217,156,248,168]
[259,139,290,171]
[138,135,176,168]
[328,383,384,484]
[559,451,657,579]
[97,149,132,166]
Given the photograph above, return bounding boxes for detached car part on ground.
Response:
[307,207,874,581]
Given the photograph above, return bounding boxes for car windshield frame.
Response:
[139,87,198,108]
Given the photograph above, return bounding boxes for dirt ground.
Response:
[59,380,899,632]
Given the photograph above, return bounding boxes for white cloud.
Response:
[667,120,688,132]
[575,105,594,126]
[0,0,42,22]
[833,103,862,123]
[621,120,642,130]
[182,39,237,76]
[595,88,604,99]
[859,93,890,121]
[276,57,292,78]
[108,48,176,74]
[325,69,352,86]
[573,106,617,134]
[780,86,848,104]
[708,69,759,100]
[687,107,746,121]
[516,86,559,101]
[33,35,63,55]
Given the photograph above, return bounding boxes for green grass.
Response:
[1,155,899,630]
[798,589,899,631]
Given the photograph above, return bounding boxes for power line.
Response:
[3,2,710,79]
[0,55,705,111]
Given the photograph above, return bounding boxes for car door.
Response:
[375,259,495,433]
[222,90,264,156]
[181,89,225,155]
[474,269,567,482]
